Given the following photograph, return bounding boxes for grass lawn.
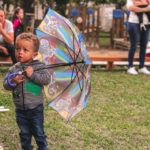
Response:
[0,67,150,150]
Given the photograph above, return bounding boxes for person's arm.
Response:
[25,65,50,86]
[3,72,15,91]
[13,19,19,31]
[127,0,150,12]
[0,21,14,44]
[0,45,8,55]
[128,5,150,13]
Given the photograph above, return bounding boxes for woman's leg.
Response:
[4,43,17,64]
[128,23,140,68]
[139,27,150,68]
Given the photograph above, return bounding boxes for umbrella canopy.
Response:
[35,8,91,121]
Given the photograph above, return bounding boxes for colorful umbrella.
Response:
[35,8,91,121]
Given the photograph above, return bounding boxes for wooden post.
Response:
[106,61,114,70]
[95,7,100,48]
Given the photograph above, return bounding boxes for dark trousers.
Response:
[127,22,149,68]
[16,104,48,150]
[0,43,17,64]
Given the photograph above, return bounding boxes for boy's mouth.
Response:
[17,56,23,60]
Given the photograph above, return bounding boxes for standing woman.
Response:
[127,0,150,75]
[12,7,24,43]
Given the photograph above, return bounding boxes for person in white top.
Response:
[133,0,150,30]
[0,7,17,64]
[126,0,150,75]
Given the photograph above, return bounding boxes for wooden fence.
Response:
[111,9,130,50]
[68,5,100,49]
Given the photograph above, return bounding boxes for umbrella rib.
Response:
[79,65,88,84]
[36,28,79,57]
[64,43,76,63]
[72,34,76,61]
[32,61,84,72]
[76,63,86,79]
[70,65,76,81]
[48,70,79,104]
[62,18,80,48]
[73,66,84,92]
[72,33,85,67]
[61,18,86,61]
[36,28,81,65]
[74,63,88,92]
[73,34,80,62]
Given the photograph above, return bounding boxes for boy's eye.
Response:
[16,47,21,51]
[16,48,29,52]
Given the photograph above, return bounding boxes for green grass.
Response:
[0,67,150,150]
[99,32,111,47]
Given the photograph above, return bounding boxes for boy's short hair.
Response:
[16,32,40,52]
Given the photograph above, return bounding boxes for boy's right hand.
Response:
[25,66,34,78]
[7,73,24,88]
[12,75,24,84]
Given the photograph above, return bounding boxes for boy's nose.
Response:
[17,50,24,55]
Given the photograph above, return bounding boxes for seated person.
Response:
[12,7,24,44]
[133,0,150,30]
[0,7,17,64]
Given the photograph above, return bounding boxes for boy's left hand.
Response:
[25,66,34,77]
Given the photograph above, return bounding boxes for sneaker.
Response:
[138,67,150,75]
[127,67,138,75]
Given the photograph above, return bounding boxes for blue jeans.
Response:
[127,23,149,68]
[16,104,48,150]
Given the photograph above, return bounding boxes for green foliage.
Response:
[1,0,126,16]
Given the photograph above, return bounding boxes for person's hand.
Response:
[145,6,150,11]
[0,45,8,55]
[0,23,3,33]
[25,66,34,77]
[12,75,24,84]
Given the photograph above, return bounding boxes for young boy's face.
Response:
[15,39,37,64]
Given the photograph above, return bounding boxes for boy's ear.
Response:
[34,52,38,57]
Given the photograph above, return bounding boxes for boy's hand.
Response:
[12,75,24,84]
[25,66,34,77]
